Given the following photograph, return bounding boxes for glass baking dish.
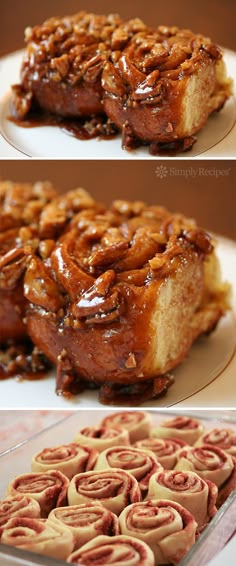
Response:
[0,409,235,566]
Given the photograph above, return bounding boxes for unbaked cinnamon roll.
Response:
[32,443,98,479]
[175,444,236,506]
[67,534,155,565]
[119,499,197,564]
[151,416,205,445]
[24,201,229,400]
[195,428,236,457]
[68,468,141,515]
[0,516,74,560]
[147,470,218,528]
[74,426,130,452]
[7,470,69,517]
[134,437,188,469]
[0,494,41,527]
[48,502,119,550]
[93,446,161,493]
[100,411,151,442]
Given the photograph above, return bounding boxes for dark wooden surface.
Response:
[0,160,235,239]
[1,0,236,56]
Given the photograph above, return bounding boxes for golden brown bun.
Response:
[11,12,232,151]
[102,28,232,146]
[24,200,230,395]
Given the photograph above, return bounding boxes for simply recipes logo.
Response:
[155,165,231,179]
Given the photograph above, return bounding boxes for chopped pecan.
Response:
[11,84,33,120]
[159,44,191,71]
[50,54,70,78]
[38,239,55,259]
[71,271,124,324]
[39,188,96,238]
[50,240,94,301]
[132,71,164,103]
[102,61,127,96]
[149,254,166,271]
[112,227,161,272]
[125,353,137,369]
[24,257,65,312]
[111,27,130,50]
[0,247,32,289]
[112,200,145,217]
[88,239,128,268]
[118,54,145,89]
[184,229,213,254]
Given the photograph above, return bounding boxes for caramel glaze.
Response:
[24,202,214,397]
[9,106,119,142]
[0,339,51,380]
[10,12,228,154]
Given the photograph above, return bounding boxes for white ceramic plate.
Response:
[0,236,235,409]
[0,49,236,158]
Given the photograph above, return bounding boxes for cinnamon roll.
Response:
[195,428,236,457]
[48,502,119,550]
[0,494,41,527]
[147,470,218,528]
[74,426,130,452]
[100,411,152,442]
[175,445,236,506]
[32,443,98,479]
[7,470,69,517]
[93,446,161,493]
[68,468,141,515]
[67,534,155,565]
[134,437,188,469]
[11,12,232,153]
[25,201,229,399]
[0,516,74,560]
[151,416,205,445]
[119,499,197,564]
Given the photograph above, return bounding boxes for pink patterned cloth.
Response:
[0,411,72,453]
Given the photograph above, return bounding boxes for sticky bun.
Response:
[0,184,101,378]
[23,199,229,398]
[11,11,232,153]
[0,180,56,344]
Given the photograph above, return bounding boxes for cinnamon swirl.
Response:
[48,502,119,550]
[151,416,205,445]
[32,443,98,479]
[7,470,69,517]
[147,470,218,528]
[175,444,236,506]
[119,499,197,564]
[0,516,74,560]
[67,534,155,565]
[100,411,152,442]
[68,468,141,515]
